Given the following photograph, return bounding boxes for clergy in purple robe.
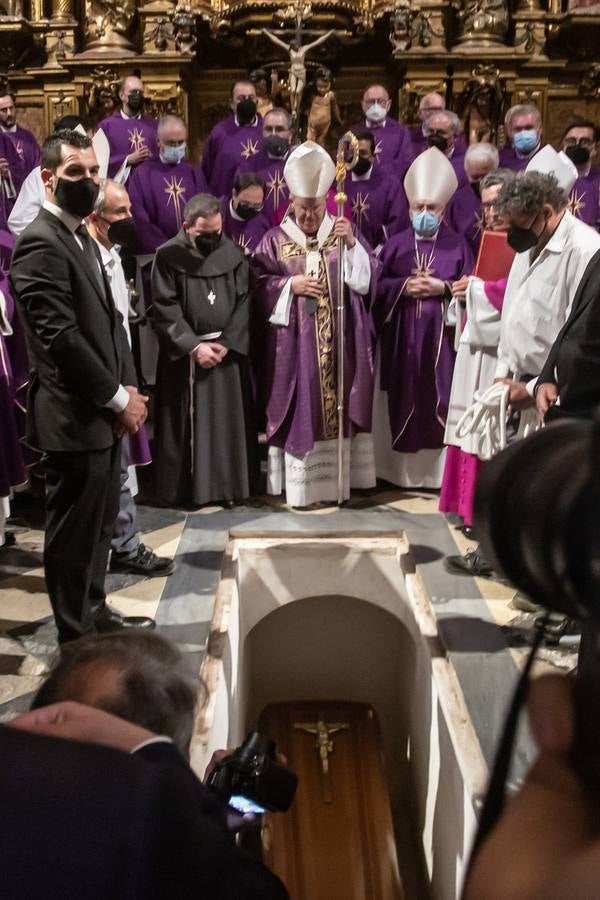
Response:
[251,141,378,507]
[498,103,543,172]
[447,142,500,254]
[235,107,293,225]
[201,80,263,197]
[221,172,271,254]
[561,120,600,229]
[346,130,409,250]
[98,75,158,180]
[0,93,40,180]
[128,115,207,254]
[373,147,474,489]
[347,84,413,178]
[423,110,468,188]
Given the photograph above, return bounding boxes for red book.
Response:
[474,230,516,281]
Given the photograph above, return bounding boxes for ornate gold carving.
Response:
[581,63,600,97]
[387,0,444,54]
[316,254,337,441]
[456,64,507,144]
[514,19,546,55]
[50,0,73,23]
[83,0,136,55]
[453,0,509,46]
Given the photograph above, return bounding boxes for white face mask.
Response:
[366,103,387,124]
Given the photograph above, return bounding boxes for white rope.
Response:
[455,382,542,461]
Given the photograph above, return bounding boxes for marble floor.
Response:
[0,484,575,735]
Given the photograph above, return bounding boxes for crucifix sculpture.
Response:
[294,713,349,803]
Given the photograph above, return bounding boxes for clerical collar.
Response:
[234,114,259,128]
[578,163,592,177]
[0,124,16,133]
[120,110,141,120]
[229,199,244,222]
[351,165,373,182]
[365,118,387,129]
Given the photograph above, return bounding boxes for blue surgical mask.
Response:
[162,143,186,164]
[366,103,387,124]
[512,129,538,154]
[411,210,440,236]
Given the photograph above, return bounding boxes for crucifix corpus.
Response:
[294,714,350,802]
[262,25,336,118]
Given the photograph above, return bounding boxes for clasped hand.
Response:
[403,275,445,297]
[194,342,228,369]
[115,385,148,438]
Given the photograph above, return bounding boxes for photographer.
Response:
[463,674,598,900]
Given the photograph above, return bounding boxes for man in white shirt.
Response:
[87,179,174,578]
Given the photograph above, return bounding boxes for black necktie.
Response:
[75,223,106,297]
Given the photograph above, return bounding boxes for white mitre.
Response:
[403,146,458,207]
[525,144,578,193]
[283,141,336,198]
[92,127,111,180]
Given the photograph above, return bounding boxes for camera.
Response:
[207,731,298,815]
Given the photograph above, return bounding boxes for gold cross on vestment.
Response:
[569,188,586,219]
[351,191,370,232]
[128,127,147,153]
[373,138,383,162]
[241,138,259,160]
[294,714,350,803]
[164,176,187,228]
[266,168,286,209]
[412,245,436,278]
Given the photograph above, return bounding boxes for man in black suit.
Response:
[4,701,288,899]
[10,129,154,642]
[536,248,600,420]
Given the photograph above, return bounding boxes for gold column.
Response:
[51,0,74,23]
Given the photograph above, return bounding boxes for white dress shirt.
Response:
[8,164,44,236]
[496,210,600,392]
[95,238,132,347]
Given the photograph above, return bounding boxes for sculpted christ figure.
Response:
[261,28,335,116]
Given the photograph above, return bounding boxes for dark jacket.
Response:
[10,207,136,452]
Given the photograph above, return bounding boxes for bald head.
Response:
[157,114,187,162]
[418,92,445,124]
[362,84,392,124]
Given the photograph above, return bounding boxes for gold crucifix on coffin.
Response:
[294,713,349,803]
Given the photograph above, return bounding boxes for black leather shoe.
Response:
[109,543,175,577]
[95,607,155,633]
[443,549,494,578]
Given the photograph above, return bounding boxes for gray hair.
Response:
[157,114,186,134]
[505,103,542,132]
[424,109,461,136]
[31,631,201,757]
[465,141,499,171]
[94,178,126,216]
[479,168,515,194]
[495,170,568,219]
[264,107,293,129]
[183,192,221,223]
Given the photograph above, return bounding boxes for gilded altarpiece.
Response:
[0,0,598,158]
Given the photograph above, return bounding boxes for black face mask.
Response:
[235,202,261,221]
[507,222,542,253]
[107,217,137,249]
[55,177,100,219]
[263,135,289,158]
[236,99,257,125]
[428,132,448,153]
[195,231,221,255]
[353,157,372,176]
[564,144,591,167]
[470,180,481,199]
[127,91,144,114]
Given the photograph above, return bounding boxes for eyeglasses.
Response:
[563,137,595,148]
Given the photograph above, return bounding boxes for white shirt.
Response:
[8,164,44,236]
[42,199,129,413]
[496,210,600,391]
[95,238,132,347]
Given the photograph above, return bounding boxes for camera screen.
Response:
[229,794,267,815]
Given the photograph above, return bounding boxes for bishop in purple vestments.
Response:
[373,147,473,488]
[202,80,263,197]
[251,141,378,506]
[347,84,413,177]
[221,173,271,254]
[0,93,40,179]
[127,115,207,253]
[235,107,293,225]
[98,76,158,179]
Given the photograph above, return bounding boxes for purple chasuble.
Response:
[128,158,207,254]
[498,142,540,173]
[346,167,409,249]
[2,126,40,179]
[251,220,378,455]
[0,230,26,495]
[347,117,414,178]
[447,182,484,254]
[98,111,158,178]
[221,197,271,254]
[201,115,263,197]
[375,222,474,453]
[568,168,600,229]
[235,148,290,225]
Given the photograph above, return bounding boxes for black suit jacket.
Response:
[10,207,136,452]
[0,725,288,899]
[537,249,600,419]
